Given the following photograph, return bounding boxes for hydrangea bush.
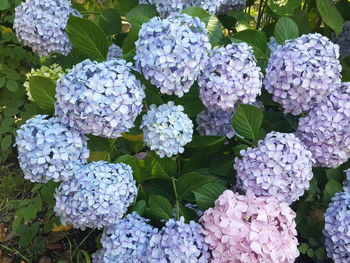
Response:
[9,0,350,262]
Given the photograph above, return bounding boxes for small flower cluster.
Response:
[141,102,193,158]
[196,109,235,138]
[99,212,158,263]
[14,0,80,57]
[323,191,350,263]
[54,161,137,229]
[201,190,299,263]
[55,59,145,138]
[148,217,211,262]
[24,64,67,101]
[268,37,280,53]
[16,115,89,183]
[296,82,350,168]
[265,33,342,115]
[107,44,122,60]
[135,14,210,97]
[199,43,263,112]
[333,22,350,60]
[234,132,314,204]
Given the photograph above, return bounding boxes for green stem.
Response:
[171,177,180,220]
[0,245,31,263]
[72,228,96,257]
[256,0,267,29]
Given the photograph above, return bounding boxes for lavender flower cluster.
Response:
[234,132,314,204]
[323,191,350,263]
[199,43,263,112]
[135,14,210,97]
[148,217,210,262]
[333,22,350,60]
[54,161,137,229]
[141,102,193,158]
[99,212,158,263]
[196,109,235,138]
[296,82,350,168]
[55,59,145,138]
[14,0,80,57]
[16,115,89,183]
[265,33,342,115]
[107,44,122,60]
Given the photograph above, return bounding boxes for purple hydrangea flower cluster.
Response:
[196,109,235,138]
[234,132,314,204]
[16,115,89,183]
[107,44,122,60]
[265,33,342,115]
[333,22,350,60]
[135,14,210,97]
[13,0,80,57]
[208,0,246,14]
[199,43,263,112]
[55,59,145,138]
[296,82,350,168]
[99,212,158,263]
[148,217,210,262]
[154,0,195,17]
[323,191,350,263]
[141,102,193,158]
[54,161,137,229]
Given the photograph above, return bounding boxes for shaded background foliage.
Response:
[0,0,350,262]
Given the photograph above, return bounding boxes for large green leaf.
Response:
[148,195,173,220]
[116,154,145,183]
[173,85,204,118]
[268,0,300,16]
[232,104,264,142]
[115,0,138,15]
[176,172,213,199]
[182,6,211,19]
[227,10,254,22]
[99,8,122,35]
[66,16,109,61]
[323,179,342,203]
[28,76,56,112]
[274,17,299,44]
[150,156,177,179]
[122,16,150,54]
[126,4,158,21]
[186,135,226,149]
[316,0,344,35]
[193,183,226,210]
[231,30,267,59]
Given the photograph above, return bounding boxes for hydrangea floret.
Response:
[296,82,350,168]
[141,102,193,158]
[14,0,80,57]
[234,132,314,204]
[199,43,263,112]
[264,33,342,115]
[107,44,122,60]
[100,212,158,263]
[148,217,210,262]
[135,14,210,97]
[55,59,145,138]
[54,161,137,229]
[16,115,89,183]
[201,190,299,263]
[323,191,350,263]
[196,109,235,138]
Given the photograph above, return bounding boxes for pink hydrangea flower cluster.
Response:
[201,190,299,263]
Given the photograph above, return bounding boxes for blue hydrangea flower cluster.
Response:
[296,82,350,168]
[13,0,80,57]
[154,0,195,17]
[333,22,350,60]
[196,109,235,138]
[268,37,280,53]
[148,217,210,262]
[141,102,194,158]
[92,250,104,263]
[265,33,342,115]
[55,59,145,138]
[210,0,246,14]
[107,44,122,60]
[54,161,137,229]
[323,191,350,263]
[199,43,263,112]
[234,132,314,204]
[135,14,210,97]
[16,115,89,183]
[99,212,158,263]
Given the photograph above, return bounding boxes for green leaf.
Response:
[122,16,150,54]
[227,10,254,22]
[316,0,344,35]
[66,16,109,61]
[323,179,342,203]
[87,135,110,151]
[133,200,147,216]
[187,135,226,148]
[6,79,18,92]
[179,206,198,222]
[193,183,226,210]
[0,77,5,88]
[268,0,300,16]
[210,155,234,177]
[99,8,122,35]
[29,76,56,111]
[1,134,12,150]
[232,104,264,142]
[205,15,223,45]
[151,157,177,179]
[115,0,138,15]
[274,17,299,44]
[182,6,211,19]
[0,0,8,10]
[148,195,173,220]
[176,172,213,199]
[231,30,267,58]
[116,154,144,182]
[126,4,158,21]
[173,85,204,118]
